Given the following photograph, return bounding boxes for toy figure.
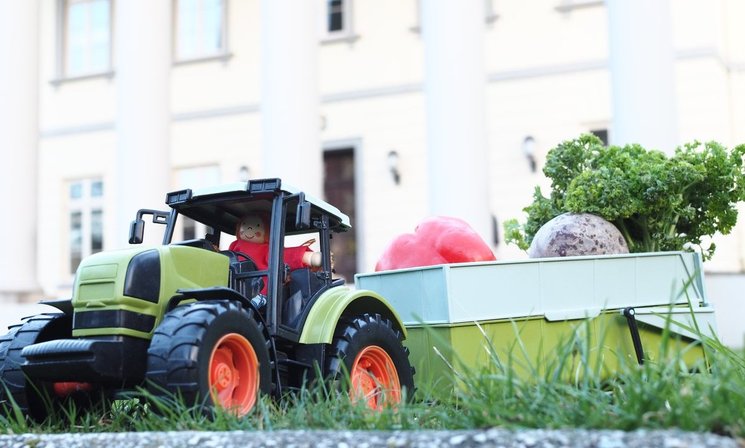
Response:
[229,214,322,298]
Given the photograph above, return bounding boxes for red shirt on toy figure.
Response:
[229,214,321,295]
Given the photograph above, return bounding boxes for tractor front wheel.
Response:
[146,301,271,417]
[0,313,74,422]
[327,313,414,409]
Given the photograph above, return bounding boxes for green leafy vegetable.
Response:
[505,134,745,260]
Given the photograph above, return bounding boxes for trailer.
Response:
[356,251,717,384]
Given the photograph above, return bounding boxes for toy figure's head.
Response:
[236,214,269,244]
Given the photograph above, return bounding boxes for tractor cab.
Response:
[130,178,351,337]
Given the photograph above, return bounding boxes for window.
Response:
[68,179,104,274]
[327,0,345,33]
[60,0,112,78]
[321,0,354,41]
[175,0,228,62]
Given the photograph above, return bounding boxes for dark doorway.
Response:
[324,148,357,283]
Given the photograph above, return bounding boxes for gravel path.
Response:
[0,429,740,448]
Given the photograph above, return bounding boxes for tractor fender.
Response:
[299,287,407,345]
[39,299,73,314]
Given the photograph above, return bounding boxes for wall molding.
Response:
[39,47,741,138]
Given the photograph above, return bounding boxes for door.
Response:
[323,149,357,283]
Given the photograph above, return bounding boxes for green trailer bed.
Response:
[355,251,716,385]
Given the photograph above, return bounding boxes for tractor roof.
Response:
[165,178,351,235]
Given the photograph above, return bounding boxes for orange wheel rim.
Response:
[350,345,401,410]
[208,333,259,416]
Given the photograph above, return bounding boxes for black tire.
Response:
[146,300,272,416]
[326,313,415,408]
[0,313,71,422]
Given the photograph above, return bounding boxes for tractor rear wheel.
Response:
[146,300,272,417]
[327,313,414,409]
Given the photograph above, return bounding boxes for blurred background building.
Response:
[0,0,743,345]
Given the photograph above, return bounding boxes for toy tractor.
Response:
[0,178,414,420]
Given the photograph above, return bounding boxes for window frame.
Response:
[172,0,231,65]
[54,0,114,84]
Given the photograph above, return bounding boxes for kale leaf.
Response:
[505,134,745,260]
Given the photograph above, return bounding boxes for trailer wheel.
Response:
[327,313,414,409]
[146,300,271,417]
[0,313,72,421]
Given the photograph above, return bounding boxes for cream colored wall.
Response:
[33,0,745,296]
[320,0,423,94]
[171,114,261,181]
[485,1,609,71]
[171,0,262,114]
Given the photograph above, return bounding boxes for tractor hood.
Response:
[72,245,229,339]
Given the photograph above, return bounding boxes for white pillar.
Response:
[260,0,322,197]
[607,0,678,152]
[0,0,40,301]
[114,0,171,246]
[421,0,492,241]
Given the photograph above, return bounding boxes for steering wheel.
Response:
[226,251,259,271]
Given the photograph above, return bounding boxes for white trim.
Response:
[172,52,233,66]
[40,121,115,138]
[172,104,260,122]
[555,0,604,13]
[320,33,360,45]
[323,83,422,103]
[49,70,115,86]
[488,59,607,82]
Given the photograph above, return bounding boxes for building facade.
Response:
[1,0,744,344]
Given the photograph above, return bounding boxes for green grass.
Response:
[1,325,744,438]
